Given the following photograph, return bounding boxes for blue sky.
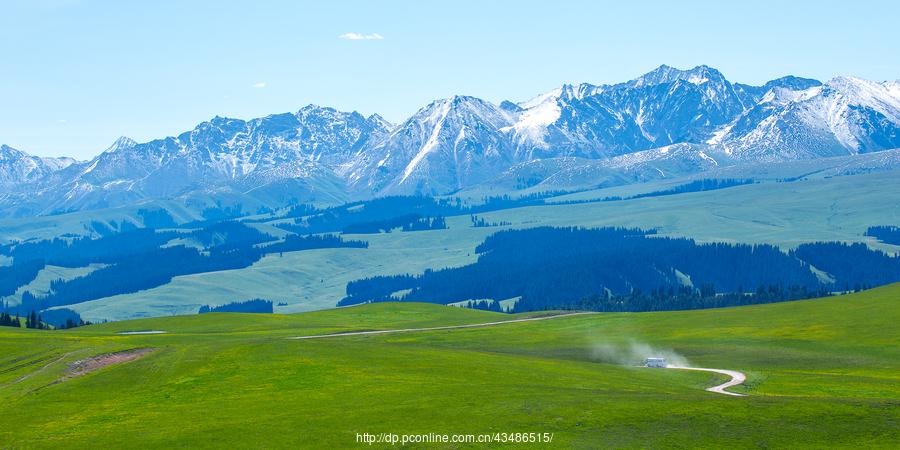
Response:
[2,0,899,160]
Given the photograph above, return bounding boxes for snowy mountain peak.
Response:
[761,75,822,92]
[367,113,393,129]
[430,95,505,115]
[0,145,76,187]
[297,103,325,112]
[758,84,823,105]
[519,83,603,110]
[0,144,27,162]
[558,83,605,101]
[716,72,900,159]
[449,94,476,104]
[631,64,725,88]
[40,156,77,171]
[519,87,564,110]
[499,100,523,113]
[821,76,900,122]
[409,95,511,128]
[103,136,138,153]
[826,75,900,97]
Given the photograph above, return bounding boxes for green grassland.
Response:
[0,284,897,448]
[54,170,900,322]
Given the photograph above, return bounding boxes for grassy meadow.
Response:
[0,284,897,448]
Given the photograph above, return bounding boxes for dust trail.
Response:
[590,340,690,367]
[589,340,748,396]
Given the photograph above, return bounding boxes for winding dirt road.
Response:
[666,365,747,396]
[288,312,748,396]
[288,312,596,340]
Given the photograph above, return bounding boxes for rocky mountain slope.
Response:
[2,65,899,217]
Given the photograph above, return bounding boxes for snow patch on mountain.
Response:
[401,99,452,183]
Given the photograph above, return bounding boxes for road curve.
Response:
[287,313,747,397]
[666,365,747,396]
[288,312,596,340]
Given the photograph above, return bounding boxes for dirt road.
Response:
[288,312,748,396]
[666,365,747,396]
[288,312,596,340]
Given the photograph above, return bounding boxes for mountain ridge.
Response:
[3,64,900,217]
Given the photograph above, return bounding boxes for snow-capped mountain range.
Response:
[2,65,900,217]
[0,145,76,187]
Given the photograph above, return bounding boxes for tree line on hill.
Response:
[199,299,274,314]
[275,181,753,237]
[1,221,366,317]
[23,311,49,329]
[460,300,505,312]
[0,311,21,328]
[627,179,755,200]
[0,303,91,330]
[791,241,900,290]
[554,179,755,205]
[341,214,447,234]
[276,193,567,235]
[550,284,831,313]
[0,259,45,297]
[41,308,92,329]
[866,226,900,246]
[1,228,183,268]
[470,215,511,228]
[0,310,54,329]
[338,227,900,312]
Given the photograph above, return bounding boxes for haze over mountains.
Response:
[3,64,900,217]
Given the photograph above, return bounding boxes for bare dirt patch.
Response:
[63,348,156,381]
[0,351,84,389]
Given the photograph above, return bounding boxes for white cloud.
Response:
[339,32,384,41]
[252,82,267,88]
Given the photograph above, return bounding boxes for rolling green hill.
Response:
[36,170,900,322]
[0,284,897,448]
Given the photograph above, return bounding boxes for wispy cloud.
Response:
[339,32,384,41]
[251,82,267,88]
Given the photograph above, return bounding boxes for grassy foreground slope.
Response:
[0,286,898,448]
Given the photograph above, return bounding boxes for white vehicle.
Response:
[644,357,667,368]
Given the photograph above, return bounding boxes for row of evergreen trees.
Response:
[0,259,46,297]
[470,215,511,228]
[462,300,505,312]
[278,192,568,235]
[0,311,21,328]
[555,179,755,205]
[865,225,900,245]
[0,311,49,329]
[542,284,832,313]
[402,216,447,232]
[199,299,274,314]
[339,227,900,312]
[340,214,447,234]
[17,233,365,313]
[24,311,48,329]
